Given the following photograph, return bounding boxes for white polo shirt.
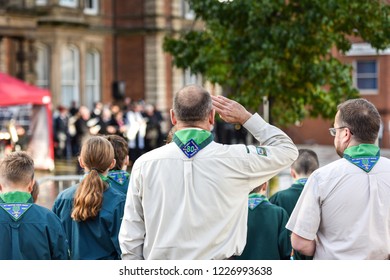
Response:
[287,156,390,259]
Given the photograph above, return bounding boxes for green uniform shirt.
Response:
[236,194,291,260]
[269,180,306,217]
[269,179,312,260]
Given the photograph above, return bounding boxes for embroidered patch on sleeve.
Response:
[256,147,267,156]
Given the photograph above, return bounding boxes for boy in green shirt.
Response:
[235,181,291,260]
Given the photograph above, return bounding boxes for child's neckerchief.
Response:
[294,178,308,187]
[108,170,129,185]
[83,172,109,182]
[248,193,269,210]
[0,191,33,221]
[343,144,380,173]
[173,129,213,158]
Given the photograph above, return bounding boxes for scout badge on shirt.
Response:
[0,203,32,221]
[248,194,269,210]
[173,130,213,158]
[108,170,129,185]
[344,155,379,172]
[255,146,267,156]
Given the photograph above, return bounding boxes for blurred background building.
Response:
[0,0,214,133]
[0,0,389,147]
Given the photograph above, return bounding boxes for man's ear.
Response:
[344,127,353,142]
[209,109,215,125]
[170,109,177,125]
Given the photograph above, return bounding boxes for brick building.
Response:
[0,0,210,134]
[285,43,390,148]
[0,0,389,147]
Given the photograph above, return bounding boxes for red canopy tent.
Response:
[0,72,54,170]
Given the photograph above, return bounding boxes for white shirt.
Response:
[119,113,298,259]
[286,157,390,259]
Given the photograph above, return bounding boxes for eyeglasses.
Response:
[329,126,350,137]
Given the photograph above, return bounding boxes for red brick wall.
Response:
[283,118,334,146]
[116,35,145,101]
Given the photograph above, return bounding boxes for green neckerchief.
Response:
[248,193,269,210]
[343,144,380,173]
[83,172,109,182]
[0,191,33,221]
[108,170,129,185]
[294,178,308,187]
[173,129,213,158]
[0,191,33,203]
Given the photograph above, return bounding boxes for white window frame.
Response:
[182,0,195,20]
[35,0,47,5]
[59,0,78,8]
[85,50,101,110]
[35,43,50,89]
[61,45,80,107]
[353,60,378,95]
[183,68,202,86]
[84,0,99,15]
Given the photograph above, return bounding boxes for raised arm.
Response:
[212,95,252,125]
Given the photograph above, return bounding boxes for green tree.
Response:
[164,0,390,125]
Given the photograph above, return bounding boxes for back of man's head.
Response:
[0,151,34,188]
[337,98,381,144]
[291,149,319,177]
[173,84,212,124]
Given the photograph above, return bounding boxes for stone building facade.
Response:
[0,0,389,147]
[0,0,210,135]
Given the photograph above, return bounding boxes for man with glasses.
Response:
[286,98,390,259]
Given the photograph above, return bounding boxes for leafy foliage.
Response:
[164,0,390,125]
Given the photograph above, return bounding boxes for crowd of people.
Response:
[1,84,390,260]
[53,99,165,166]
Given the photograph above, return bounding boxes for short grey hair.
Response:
[173,84,213,123]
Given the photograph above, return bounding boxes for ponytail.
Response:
[71,169,108,221]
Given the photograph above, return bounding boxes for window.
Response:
[182,0,195,20]
[61,46,80,107]
[84,0,98,15]
[354,60,378,94]
[85,51,101,110]
[184,68,202,86]
[35,0,47,5]
[59,0,77,8]
[35,43,50,89]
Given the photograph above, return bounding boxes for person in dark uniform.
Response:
[269,148,319,260]
[0,151,69,260]
[235,181,291,260]
[52,136,126,259]
[104,134,130,195]
[270,149,319,216]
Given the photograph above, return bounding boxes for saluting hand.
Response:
[211,95,252,125]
